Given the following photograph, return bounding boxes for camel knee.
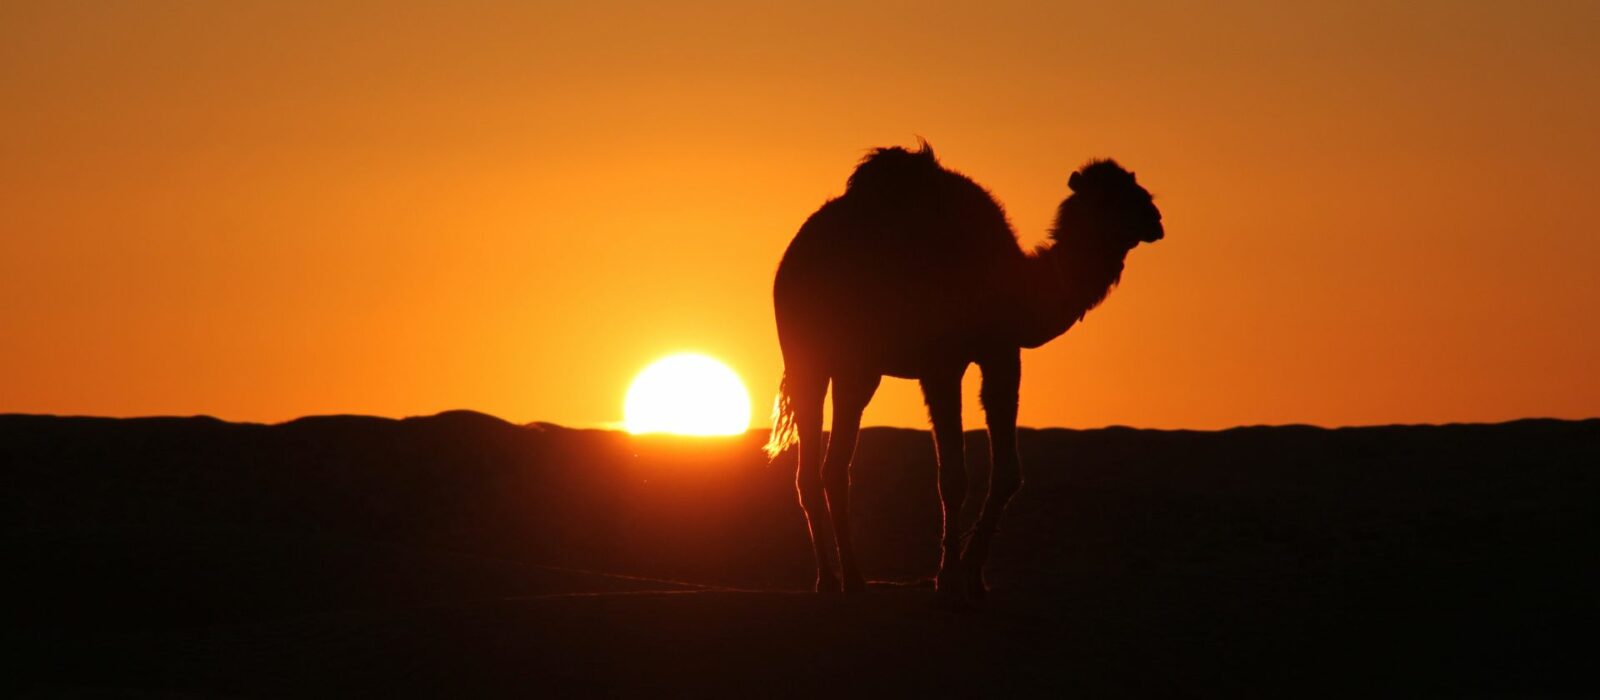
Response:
[978,459,1023,529]
[991,467,1021,504]
[939,468,968,502]
[822,459,851,492]
[939,468,968,517]
[796,470,826,509]
[822,464,853,526]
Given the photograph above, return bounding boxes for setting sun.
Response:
[624,354,752,436]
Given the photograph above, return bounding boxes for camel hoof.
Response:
[960,561,988,601]
[930,586,976,612]
[815,575,842,594]
[967,580,988,601]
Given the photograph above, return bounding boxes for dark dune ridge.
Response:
[4,412,1596,696]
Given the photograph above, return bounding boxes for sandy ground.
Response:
[6,414,1595,696]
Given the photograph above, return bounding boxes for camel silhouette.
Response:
[766,141,1164,599]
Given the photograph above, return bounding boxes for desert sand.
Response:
[5,413,1595,696]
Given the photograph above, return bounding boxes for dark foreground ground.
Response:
[3,413,1596,696]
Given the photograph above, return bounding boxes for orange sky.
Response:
[3,1,1597,430]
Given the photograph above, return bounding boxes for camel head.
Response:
[1017,159,1163,348]
[1053,159,1163,248]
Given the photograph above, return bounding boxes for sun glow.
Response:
[623,354,752,436]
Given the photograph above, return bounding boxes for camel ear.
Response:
[1068,171,1082,192]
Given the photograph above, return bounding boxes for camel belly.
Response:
[782,307,1012,379]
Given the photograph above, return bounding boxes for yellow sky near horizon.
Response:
[2,1,1597,430]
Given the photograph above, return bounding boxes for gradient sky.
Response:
[3,1,1597,430]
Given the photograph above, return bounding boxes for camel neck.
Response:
[1018,236,1129,348]
[1054,235,1128,313]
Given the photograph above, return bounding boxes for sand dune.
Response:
[5,414,1596,696]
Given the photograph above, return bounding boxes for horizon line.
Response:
[2,409,1595,434]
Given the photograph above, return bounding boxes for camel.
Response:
[765,142,1164,600]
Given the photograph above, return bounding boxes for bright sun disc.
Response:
[624,354,751,436]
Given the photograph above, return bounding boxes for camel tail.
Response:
[764,373,799,461]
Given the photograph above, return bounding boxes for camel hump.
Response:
[845,141,943,193]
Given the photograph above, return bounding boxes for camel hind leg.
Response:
[823,370,880,592]
[788,369,838,592]
[964,350,1023,599]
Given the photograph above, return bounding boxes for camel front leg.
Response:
[919,366,968,596]
[823,371,880,593]
[965,349,1022,599]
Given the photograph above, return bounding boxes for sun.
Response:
[623,353,752,436]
